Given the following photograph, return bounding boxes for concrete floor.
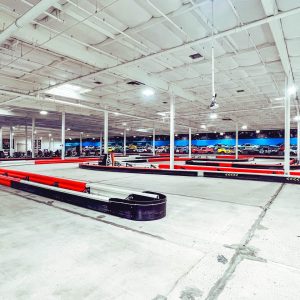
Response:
[1,163,299,299]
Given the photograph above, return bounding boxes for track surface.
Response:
[1,163,299,299]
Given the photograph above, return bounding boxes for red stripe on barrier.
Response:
[158,164,287,175]
[148,157,190,162]
[35,158,99,164]
[0,168,86,192]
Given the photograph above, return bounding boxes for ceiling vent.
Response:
[189,53,203,60]
[222,117,232,121]
[94,81,102,85]
[236,89,245,93]
[127,81,144,86]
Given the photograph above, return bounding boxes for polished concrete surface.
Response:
[1,163,299,299]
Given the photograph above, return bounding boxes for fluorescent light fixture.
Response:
[201,124,206,129]
[67,128,71,131]
[210,113,218,119]
[40,137,43,140]
[121,132,124,135]
[256,130,260,134]
[157,112,169,117]
[122,122,127,126]
[80,132,84,134]
[92,138,95,140]
[47,84,91,98]
[142,88,155,97]
[48,133,52,137]
[114,112,120,116]
[126,128,130,131]
[34,130,37,134]
[133,136,136,138]
[241,125,247,130]
[69,138,72,140]
[136,128,150,133]
[294,116,300,121]
[288,85,297,96]
[272,97,284,101]
[40,110,48,115]
[220,132,224,136]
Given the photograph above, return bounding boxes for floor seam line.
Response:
[204,183,286,300]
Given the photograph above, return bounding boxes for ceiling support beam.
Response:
[0,0,60,44]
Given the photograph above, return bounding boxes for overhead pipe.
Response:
[0,0,60,44]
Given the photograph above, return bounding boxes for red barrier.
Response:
[148,157,190,162]
[0,174,20,186]
[0,168,86,192]
[158,164,286,175]
[35,158,98,164]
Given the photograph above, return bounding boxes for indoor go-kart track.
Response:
[1,162,300,300]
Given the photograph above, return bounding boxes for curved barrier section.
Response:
[0,168,167,221]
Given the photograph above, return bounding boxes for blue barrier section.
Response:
[65,138,298,148]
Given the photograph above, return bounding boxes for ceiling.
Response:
[0,0,299,139]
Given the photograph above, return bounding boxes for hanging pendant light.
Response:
[210,0,219,110]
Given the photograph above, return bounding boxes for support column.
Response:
[188,127,192,158]
[297,119,300,162]
[99,132,102,156]
[9,126,13,157]
[123,129,127,156]
[152,128,156,156]
[284,77,291,176]
[80,132,83,156]
[0,127,3,151]
[25,122,28,156]
[48,134,51,151]
[235,123,239,160]
[170,92,175,170]
[31,117,35,158]
[61,112,65,160]
[104,111,108,154]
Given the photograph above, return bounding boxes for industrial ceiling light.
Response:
[47,84,91,98]
[126,128,130,131]
[201,124,206,129]
[294,116,300,121]
[40,110,48,115]
[210,113,218,119]
[142,88,155,97]
[209,0,219,110]
[67,128,71,131]
[288,85,297,96]
[114,112,120,116]
[220,132,224,136]
[256,130,260,133]
[242,125,247,130]
[122,122,127,126]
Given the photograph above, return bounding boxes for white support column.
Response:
[31,117,35,158]
[48,134,51,151]
[188,127,192,158]
[297,120,300,162]
[152,128,156,156]
[80,132,83,156]
[170,92,175,169]
[123,129,127,156]
[235,123,239,160]
[61,112,65,160]
[25,122,28,155]
[99,133,102,156]
[284,77,291,176]
[0,127,3,151]
[9,126,13,157]
[104,111,108,154]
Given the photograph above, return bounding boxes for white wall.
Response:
[14,137,62,152]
